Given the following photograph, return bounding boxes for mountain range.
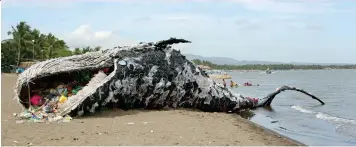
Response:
[183,54,353,65]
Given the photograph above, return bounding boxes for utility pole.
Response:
[37,36,49,61]
[32,40,35,61]
[41,50,44,60]
[17,36,21,67]
[48,40,57,59]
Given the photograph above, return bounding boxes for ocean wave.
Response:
[316,113,356,125]
[291,105,314,114]
[291,105,356,125]
[335,124,356,139]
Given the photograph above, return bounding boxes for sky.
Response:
[1,0,356,64]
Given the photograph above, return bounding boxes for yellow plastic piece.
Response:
[59,95,68,103]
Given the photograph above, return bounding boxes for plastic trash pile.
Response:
[14,82,83,123]
[14,110,73,123]
[14,70,107,123]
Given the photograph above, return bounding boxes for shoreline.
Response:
[2,74,302,146]
[209,77,305,145]
[242,117,306,146]
[210,69,355,71]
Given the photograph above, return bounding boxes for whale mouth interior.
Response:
[19,66,115,109]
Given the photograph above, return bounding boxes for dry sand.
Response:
[1,74,301,146]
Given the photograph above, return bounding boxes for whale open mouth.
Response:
[13,48,122,118]
[17,64,115,113]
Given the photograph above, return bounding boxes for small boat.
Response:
[244,82,252,86]
[266,68,272,74]
[243,82,259,87]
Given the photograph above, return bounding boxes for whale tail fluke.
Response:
[258,85,325,107]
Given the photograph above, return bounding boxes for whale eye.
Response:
[118,60,127,66]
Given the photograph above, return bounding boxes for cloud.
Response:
[234,18,262,30]
[69,25,112,41]
[234,18,250,26]
[283,22,324,32]
[64,25,137,49]
[2,0,76,9]
[132,16,152,23]
[64,24,193,51]
[165,15,191,21]
[304,24,324,31]
[2,0,339,14]
[270,15,325,31]
[228,0,336,14]
[127,13,219,33]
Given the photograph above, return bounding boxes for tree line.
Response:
[1,21,103,73]
[191,59,356,70]
[3,21,355,73]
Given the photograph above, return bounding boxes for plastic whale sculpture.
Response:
[14,38,325,117]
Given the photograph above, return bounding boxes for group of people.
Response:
[222,79,237,88]
[222,79,259,88]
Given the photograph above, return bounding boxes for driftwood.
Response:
[14,38,325,117]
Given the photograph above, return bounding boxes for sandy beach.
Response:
[1,74,300,146]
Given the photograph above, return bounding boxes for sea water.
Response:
[229,69,356,145]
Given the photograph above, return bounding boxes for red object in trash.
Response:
[30,94,43,106]
[103,68,109,73]
[67,86,73,91]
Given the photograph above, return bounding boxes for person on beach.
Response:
[222,79,226,88]
[230,80,235,87]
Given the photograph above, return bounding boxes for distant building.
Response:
[19,62,37,69]
[198,65,211,70]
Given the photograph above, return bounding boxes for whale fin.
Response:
[155,38,191,49]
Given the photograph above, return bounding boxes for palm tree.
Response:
[1,39,18,72]
[7,21,33,66]
[73,48,82,55]
[93,46,101,51]
[44,33,66,59]
[82,46,91,54]
[30,29,42,60]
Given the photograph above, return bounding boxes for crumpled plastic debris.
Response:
[13,70,98,123]
[43,104,53,113]
[30,94,43,106]
[59,95,67,103]
[72,86,82,95]
[62,115,72,122]
[18,110,32,119]
[49,116,63,122]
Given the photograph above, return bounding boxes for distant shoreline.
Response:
[192,59,356,71]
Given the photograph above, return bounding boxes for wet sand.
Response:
[1,74,300,146]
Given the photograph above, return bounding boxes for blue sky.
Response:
[2,0,356,64]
